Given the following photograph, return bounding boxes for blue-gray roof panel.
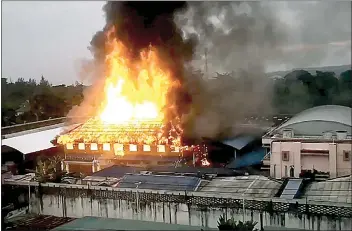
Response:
[280,179,303,199]
[221,135,256,150]
[227,148,266,169]
[118,174,201,191]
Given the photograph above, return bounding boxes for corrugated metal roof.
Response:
[1,126,64,155]
[227,148,266,169]
[278,105,352,129]
[221,135,256,150]
[92,166,142,178]
[149,166,243,176]
[199,175,281,198]
[118,174,201,191]
[52,216,213,231]
[302,176,352,204]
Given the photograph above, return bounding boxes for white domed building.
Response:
[262,105,352,179]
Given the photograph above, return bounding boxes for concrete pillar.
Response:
[92,161,96,173]
[328,143,337,178]
[96,162,101,172]
[292,142,302,178]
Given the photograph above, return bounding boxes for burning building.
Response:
[50,2,217,174]
[57,118,185,173]
[55,40,186,173]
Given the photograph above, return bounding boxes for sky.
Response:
[2,1,351,85]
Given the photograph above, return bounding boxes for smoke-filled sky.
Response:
[2,1,351,85]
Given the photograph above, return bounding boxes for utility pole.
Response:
[204,48,208,79]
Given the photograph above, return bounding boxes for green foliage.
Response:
[273,69,352,114]
[35,156,63,183]
[1,76,84,126]
[217,215,258,231]
[1,68,351,127]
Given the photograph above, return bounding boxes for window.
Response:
[103,143,111,151]
[114,144,124,151]
[78,143,85,150]
[114,144,124,156]
[343,151,351,161]
[282,151,289,161]
[90,143,98,151]
[143,145,151,152]
[129,144,137,152]
[66,143,74,150]
[157,145,166,152]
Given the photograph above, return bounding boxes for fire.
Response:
[99,28,170,124]
[201,158,211,166]
[57,26,181,147]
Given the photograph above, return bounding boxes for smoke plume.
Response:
[70,1,291,141]
[174,2,289,139]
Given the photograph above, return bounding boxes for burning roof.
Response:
[57,118,182,147]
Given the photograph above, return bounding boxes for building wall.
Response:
[270,141,352,179]
[301,155,329,172]
[337,143,352,176]
[28,192,351,231]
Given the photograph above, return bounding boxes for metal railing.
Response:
[1,116,88,136]
[1,117,67,135]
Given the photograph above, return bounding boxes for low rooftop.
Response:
[198,175,282,198]
[302,176,352,204]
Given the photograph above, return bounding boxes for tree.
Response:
[313,71,338,105]
[333,70,352,107]
[272,69,352,114]
[217,215,258,231]
[35,156,63,183]
[1,76,85,124]
[1,106,17,126]
[28,91,69,120]
[39,75,50,87]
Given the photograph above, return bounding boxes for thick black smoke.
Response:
[88,1,197,122]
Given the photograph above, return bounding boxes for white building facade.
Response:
[263,105,352,179]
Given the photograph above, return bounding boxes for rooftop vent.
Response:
[282,129,294,138]
[323,131,333,139]
[336,131,348,140]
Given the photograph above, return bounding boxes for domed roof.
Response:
[277,105,352,135]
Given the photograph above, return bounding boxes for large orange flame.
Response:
[99,28,170,124]
[57,27,179,146]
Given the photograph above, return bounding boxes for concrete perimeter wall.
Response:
[23,183,351,231]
